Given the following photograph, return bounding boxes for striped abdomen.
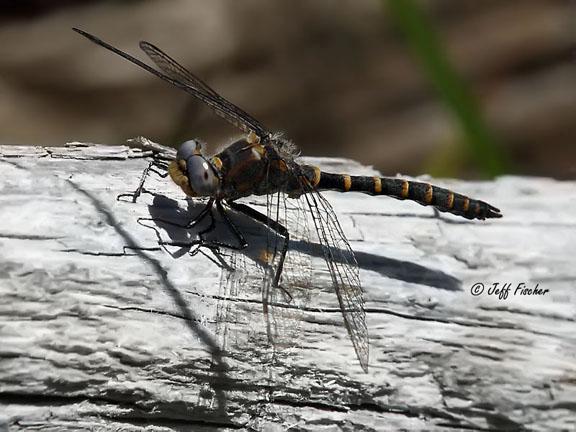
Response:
[313,170,502,220]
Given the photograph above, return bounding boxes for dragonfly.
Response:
[73,28,502,372]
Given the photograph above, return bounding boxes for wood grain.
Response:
[0,143,574,431]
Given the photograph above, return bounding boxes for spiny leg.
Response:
[117,159,154,203]
[137,197,215,232]
[186,200,249,257]
[137,198,253,259]
[227,201,290,289]
[188,198,215,229]
[136,198,215,256]
[210,200,248,251]
[197,247,236,272]
[118,157,170,203]
[148,161,170,181]
[228,200,294,350]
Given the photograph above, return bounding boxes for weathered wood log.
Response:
[0,142,574,431]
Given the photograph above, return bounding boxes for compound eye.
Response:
[177,139,202,160]
[186,155,218,196]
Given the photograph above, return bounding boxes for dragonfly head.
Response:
[173,139,220,197]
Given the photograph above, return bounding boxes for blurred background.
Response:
[0,0,574,179]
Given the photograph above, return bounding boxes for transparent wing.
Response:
[271,193,314,290]
[262,190,313,348]
[256,159,367,371]
[214,248,254,354]
[299,180,369,372]
[139,41,221,97]
[207,193,311,366]
[138,40,270,138]
[73,28,270,139]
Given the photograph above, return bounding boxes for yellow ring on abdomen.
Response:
[373,177,382,194]
[446,192,454,209]
[401,181,410,198]
[343,175,352,192]
[312,166,322,187]
[425,184,433,204]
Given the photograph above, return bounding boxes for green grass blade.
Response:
[385,0,508,177]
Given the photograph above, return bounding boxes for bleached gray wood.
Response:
[0,142,574,432]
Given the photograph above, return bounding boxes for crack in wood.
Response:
[0,233,62,240]
[478,305,576,322]
[0,392,243,429]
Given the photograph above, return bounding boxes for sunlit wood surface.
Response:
[0,143,574,431]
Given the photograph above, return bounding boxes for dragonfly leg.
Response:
[276,285,294,303]
[118,157,169,203]
[181,199,249,254]
[138,198,250,258]
[137,197,215,232]
[187,198,215,229]
[196,247,236,272]
[135,198,214,257]
[227,201,289,287]
[211,200,248,250]
[149,160,170,178]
